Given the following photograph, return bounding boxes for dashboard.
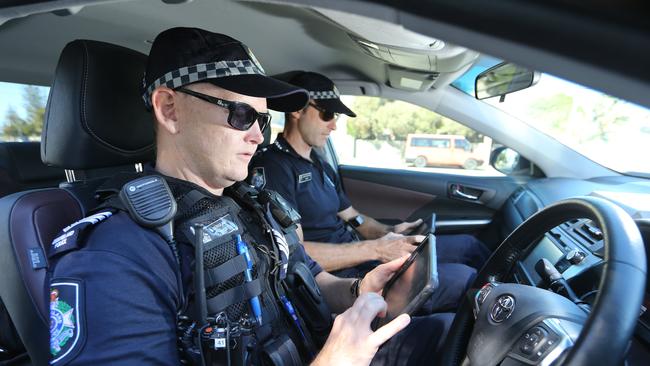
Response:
[500,176,650,364]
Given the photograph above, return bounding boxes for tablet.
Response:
[410,213,436,236]
[373,234,438,329]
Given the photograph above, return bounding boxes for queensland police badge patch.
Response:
[50,279,85,364]
[250,167,266,189]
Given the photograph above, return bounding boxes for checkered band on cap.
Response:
[142,59,265,108]
[309,90,340,100]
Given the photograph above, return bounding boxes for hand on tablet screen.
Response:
[359,256,410,294]
[312,293,411,366]
[392,218,423,234]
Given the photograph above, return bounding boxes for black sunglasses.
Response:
[176,87,271,132]
[309,103,339,122]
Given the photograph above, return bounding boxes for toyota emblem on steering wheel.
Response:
[490,295,515,323]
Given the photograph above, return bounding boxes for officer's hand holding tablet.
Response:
[373,234,438,329]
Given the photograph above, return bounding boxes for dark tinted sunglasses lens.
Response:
[322,111,335,121]
[258,115,271,132]
[229,105,256,130]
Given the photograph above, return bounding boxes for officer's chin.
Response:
[228,169,249,186]
[310,138,327,148]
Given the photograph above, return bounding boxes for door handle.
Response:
[450,184,480,200]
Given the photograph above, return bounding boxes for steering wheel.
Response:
[439,196,646,366]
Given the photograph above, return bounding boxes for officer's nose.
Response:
[246,120,264,145]
[327,118,338,131]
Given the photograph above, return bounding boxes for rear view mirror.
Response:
[475,62,540,100]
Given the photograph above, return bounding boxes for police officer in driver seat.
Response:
[48,27,452,366]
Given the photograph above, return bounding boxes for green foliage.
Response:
[525,93,630,143]
[587,96,628,142]
[527,93,573,132]
[2,85,46,140]
[347,97,480,141]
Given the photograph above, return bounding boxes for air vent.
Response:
[513,189,539,219]
[512,187,525,202]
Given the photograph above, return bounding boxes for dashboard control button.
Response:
[566,249,586,265]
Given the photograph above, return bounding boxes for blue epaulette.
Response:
[48,210,116,259]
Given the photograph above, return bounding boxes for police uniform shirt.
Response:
[249,134,354,244]
[48,178,322,365]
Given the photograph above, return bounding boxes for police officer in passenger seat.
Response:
[48,28,453,366]
[249,71,491,313]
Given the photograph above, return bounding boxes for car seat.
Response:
[0,39,153,365]
[0,142,65,198]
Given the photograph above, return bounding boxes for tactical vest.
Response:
[83,173,332,365]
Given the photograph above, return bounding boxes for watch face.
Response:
[351,215,364,227]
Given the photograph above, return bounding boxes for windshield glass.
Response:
[452,62,650,176]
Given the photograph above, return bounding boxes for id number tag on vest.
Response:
[190,214,239,244]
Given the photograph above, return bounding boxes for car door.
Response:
[326,95,529,248]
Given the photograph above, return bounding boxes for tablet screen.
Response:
[376,234,438,328]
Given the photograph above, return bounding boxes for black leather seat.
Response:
[0,39,153,365]
[0,142,64,197]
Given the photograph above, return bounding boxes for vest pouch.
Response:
[260,334,302,366]
[285,262,332,348]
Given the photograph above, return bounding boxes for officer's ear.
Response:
[152,87,181,134]
[288,109,303,122]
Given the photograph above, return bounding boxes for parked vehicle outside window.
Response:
[330,96,498,175]
[404,134,484,169]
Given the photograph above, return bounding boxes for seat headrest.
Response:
[42,40,155,169]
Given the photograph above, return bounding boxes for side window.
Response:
[454,139,471,151]
[431,138,450,148]
[411,138,429,147]
[0,81,50,142]
[331,96,502,175]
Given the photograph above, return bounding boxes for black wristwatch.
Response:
[350,278,361,298]
[348,215,364,228]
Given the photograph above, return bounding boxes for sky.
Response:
[0,81,50,128]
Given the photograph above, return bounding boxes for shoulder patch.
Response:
[49,211,114,258]
[250,167,266,189]
[50,279,86,365]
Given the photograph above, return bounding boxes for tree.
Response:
[588,96,628,142]
[2,85,46,140]
[348,97,480,141]
[527,93,574,133]
[347,97,384,140]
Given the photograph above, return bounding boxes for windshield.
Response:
[452,62,650,176]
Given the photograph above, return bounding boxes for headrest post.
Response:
[64,169,76,183]
[135,163,143,173]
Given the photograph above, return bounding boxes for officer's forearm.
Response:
[314,271,356,312]
[356,215,392,239]
[303,240,379,272]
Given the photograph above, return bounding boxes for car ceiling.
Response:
[0,0,649,110]
[0,0,477,96]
